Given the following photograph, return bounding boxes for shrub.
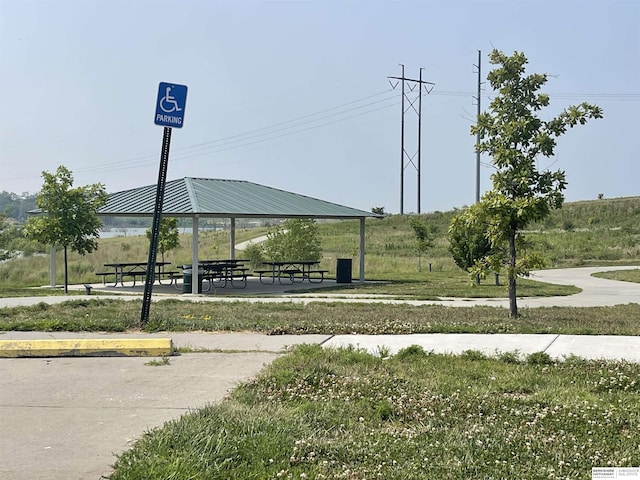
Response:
[394,344,428,360]
[263,219,322,262]
[461,349,488,361]
[497,350,521,364]
[243,242,265,268]
[527,351,554,365]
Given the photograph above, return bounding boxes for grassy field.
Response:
[108,345,640,480]
[1,196,639,288]
[593,269,640,284]
[2,300,640,336]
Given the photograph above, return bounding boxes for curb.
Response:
[0,338,174,358]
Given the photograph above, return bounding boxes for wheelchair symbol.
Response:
[159,86,182,114]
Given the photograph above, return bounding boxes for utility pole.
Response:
[388,66,434,214]
[400,64,406,215]
[473,50,482,204]
[417,67,424,214]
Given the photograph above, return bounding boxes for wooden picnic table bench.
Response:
[203,266,251,289]
[256,261,326,284]
[179,260,251,291]
[307,269,329,283]
[157,270,182,285]
[95,271,115,285]
[99,262,172,287]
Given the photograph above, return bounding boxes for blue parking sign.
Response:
[154,82,188,128]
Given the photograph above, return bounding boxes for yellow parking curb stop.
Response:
[0,338,174,358]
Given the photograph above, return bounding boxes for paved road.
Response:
[1,266,639,479]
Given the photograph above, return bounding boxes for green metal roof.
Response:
[99,177,380,219]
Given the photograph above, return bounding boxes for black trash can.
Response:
[183,265,203,293]
[336,258,352,284]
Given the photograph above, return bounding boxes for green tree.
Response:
[471,50,603,317]
[448,204,496,282]
[263,218,322,262]
[0,191,37,221]
[449,202,544,286]
[145,217,180,262]
[242,242,266,268]
[23,166,107,293]
[0,214,14,261]
[408,216,433,272]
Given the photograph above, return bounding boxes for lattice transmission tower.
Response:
[388,65,434,214]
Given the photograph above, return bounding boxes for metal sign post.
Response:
[141,82,188,325]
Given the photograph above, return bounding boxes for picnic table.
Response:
[180,259,251,291]
[254,261,328,284]
[96,262,176,287]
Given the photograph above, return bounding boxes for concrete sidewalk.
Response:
[324,333,640,362]
[2,330,640,362]
[0,331,330,354]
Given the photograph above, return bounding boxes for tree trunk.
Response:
[63,246,68,294]
[508,233,518,318]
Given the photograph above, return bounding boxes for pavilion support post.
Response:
[230,218,236,260]
[359,218,365,283]
[192,216,199,294]
[49,245,56,287]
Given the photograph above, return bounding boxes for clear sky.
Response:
[1,0,638,214]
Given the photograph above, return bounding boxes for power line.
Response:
[54,89,640,178]
[171,94,398,156]
[435,90,640,101]
[179,89,396,151]
[67,89,400,177]
[6,86,637,186]
[83,101,398,175]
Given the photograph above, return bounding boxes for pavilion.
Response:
[92,177,382,293]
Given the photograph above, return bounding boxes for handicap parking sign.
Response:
[154,82,188,128]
